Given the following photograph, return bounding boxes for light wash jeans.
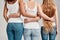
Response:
[7,23,24,40]
[24,29,40,40]
[41,26,57,40]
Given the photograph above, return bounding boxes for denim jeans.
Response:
[7,23,23,40]
[41,26,57,40]
[24,29,40,40]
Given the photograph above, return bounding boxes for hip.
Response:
[24,22,40,29]
[8,18,23,23]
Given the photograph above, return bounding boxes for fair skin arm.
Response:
[29,16,40,22]
[19,0,36,18]
[55,7,58,33]
[3,3,8,22]
[38,4,54,21]
[24,16,40,23]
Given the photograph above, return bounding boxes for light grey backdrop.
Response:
[0,0,60,40]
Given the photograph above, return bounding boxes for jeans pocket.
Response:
[50,27,56,34]
[41,27,48,34]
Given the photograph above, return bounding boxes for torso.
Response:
[7,0,23,23]
[23,2,40,29]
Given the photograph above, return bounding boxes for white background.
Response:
[0,0,60,40]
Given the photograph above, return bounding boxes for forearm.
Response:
[39,13,51,20]
[9,13,20,18]
[38,5,51,21]
[56,15,58,31]
[24,16,40,23]
[3,14,8,22]
[29,16,40,22]
[55,8,58,31]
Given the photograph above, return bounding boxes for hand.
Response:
[50,18,55,22]
[24,18,30,23]
[56,26,58,35]
[5,17,9,22]
[8,14,14,18]
[56,29,58,35]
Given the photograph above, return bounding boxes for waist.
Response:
[8,10,18,14]
[42,21,56,27]
[24,22,40,29]
[24,22,38,24]
[8,18,23,23]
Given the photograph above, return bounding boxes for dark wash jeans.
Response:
[6,23,24,40]
[41,26,57,40]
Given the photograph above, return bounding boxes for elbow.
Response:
[21,10,26,16]
[23,14,26,16]
[36,17,40,20]
[37,17,40,20]
[22,13,26,16]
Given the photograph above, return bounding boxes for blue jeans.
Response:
[7,23,23,40]
[24,29,40,40]
[41,26,57,40]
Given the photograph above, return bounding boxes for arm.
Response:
[8,10,20,18]
[24,3,40,23]
[30,16,40,22]
[24,9,40,23]
[26,12,41,22]
[24,12,41,23]
[3,3,8,22]
[24,16,40,23]
[37,4,54,21]
[19,0,36,18]
[55,7,58,33]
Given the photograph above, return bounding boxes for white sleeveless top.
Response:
[23,3,40,29]
[7,0,23,23]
